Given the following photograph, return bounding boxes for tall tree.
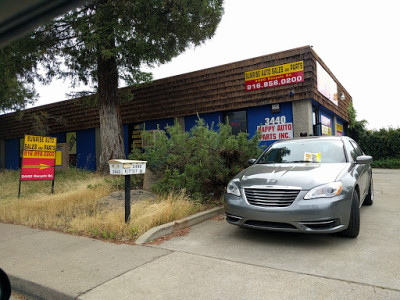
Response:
[0,39,40,112]
[2,0,224,172]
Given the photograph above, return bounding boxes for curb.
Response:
[136,206,224,245]
[9,274,73,300]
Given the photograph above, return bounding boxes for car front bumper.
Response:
[224,190,352,234]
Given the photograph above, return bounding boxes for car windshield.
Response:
[257,139,346,164]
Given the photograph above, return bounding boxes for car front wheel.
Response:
[363,179,374,206]
[341,189,360,238]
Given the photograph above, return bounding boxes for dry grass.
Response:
[0,169,204,242]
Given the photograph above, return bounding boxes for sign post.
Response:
[19,135,57,197]
[108,159,147,223]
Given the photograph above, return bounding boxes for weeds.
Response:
[0,168,205,242]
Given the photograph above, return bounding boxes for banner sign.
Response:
[317,62,338,106]
[321,115,332,136]
[245,61,304,91]
[257,116,293,141]
[21,135,57,181]
[321,126,332,136]
[66,132,77,154]
[336,123,343,136]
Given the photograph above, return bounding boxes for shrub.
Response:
[349,127,400,161]
[372,158,400,169]
[347,102,400,165]
[130,118,262,202]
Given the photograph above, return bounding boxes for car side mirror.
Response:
[356,155,373,164]
[248,158,256,165]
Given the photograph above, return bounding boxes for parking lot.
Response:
[141,168,400,299]
[3,168,400,300]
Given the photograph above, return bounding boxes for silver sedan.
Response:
[224,136,373,238]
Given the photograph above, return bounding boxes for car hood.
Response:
[236,163,348,190]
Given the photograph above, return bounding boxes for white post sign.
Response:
[108,159,147,175]
[108,159,147,223]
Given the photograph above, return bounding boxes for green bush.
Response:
[349,126,400,162]
[130,118,262,202]
[372,158,400,169]
[347,102,400,165]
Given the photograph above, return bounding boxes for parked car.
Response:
[224,136,373,238]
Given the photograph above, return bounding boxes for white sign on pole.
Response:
[108,159,147,175]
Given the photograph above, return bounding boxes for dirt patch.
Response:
[211,214,225,221]
[146,227,190,245]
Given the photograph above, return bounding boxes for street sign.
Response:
[21,149,56,181]
[19,135,57,196]
[108,159,147,223]
[108,159,147,176]
[21,135,57,181]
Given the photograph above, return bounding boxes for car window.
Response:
[350,140,364,156]
[257,140,346,164]
[344,139,358,161]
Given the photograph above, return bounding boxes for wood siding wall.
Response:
[0,46,351,140]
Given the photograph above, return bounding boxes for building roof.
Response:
[0,45,351,139]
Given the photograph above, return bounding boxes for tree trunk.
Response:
[97,53,125,174]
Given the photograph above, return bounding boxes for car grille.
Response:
[244,188,300,207]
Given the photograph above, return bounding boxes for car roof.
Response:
[276,136,348,143]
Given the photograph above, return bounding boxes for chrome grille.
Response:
[244,188,300,207]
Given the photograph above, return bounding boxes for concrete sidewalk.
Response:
[0,222,170,299]
[0,208,223,300]
[2,221,399,300]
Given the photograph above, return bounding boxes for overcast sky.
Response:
[34,0,400,130]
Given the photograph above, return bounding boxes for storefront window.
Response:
[312,106,320,136]
[223,110,247,135]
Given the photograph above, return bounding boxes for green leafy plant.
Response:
[372,158,400,169]
[347,102,400,166]
[130,118,262,202]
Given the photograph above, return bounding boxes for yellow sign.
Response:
[23,135,57,151]
[245,61,304,81]
[21,135,57,182]
[56,150,62,165]
[20,138,24,157]
[66,132,77,154]
[322,125,332,136]
[23,150,55,159]
[304,152,321,163]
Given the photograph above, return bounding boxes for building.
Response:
[0,46,351,171]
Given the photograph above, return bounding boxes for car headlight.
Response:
[227,180,241,197]
[304,182,342,200]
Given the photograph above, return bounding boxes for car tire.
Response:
[0,268,11,300]
[363,179,374,206]
[341,189,360,238]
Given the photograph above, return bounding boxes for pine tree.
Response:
[1,0,224,172]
